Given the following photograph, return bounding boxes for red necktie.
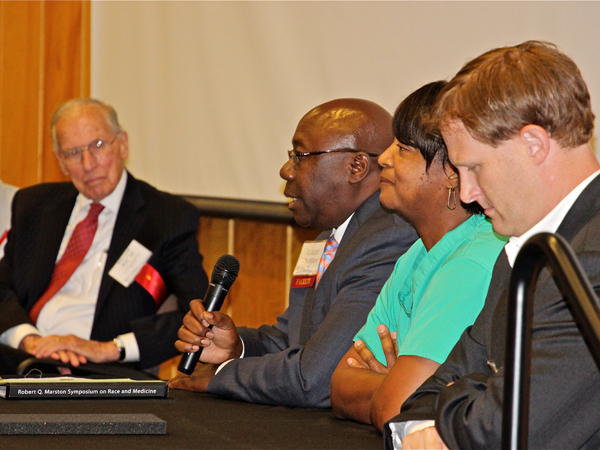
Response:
[29,203,105,324]
[316,236,339,287]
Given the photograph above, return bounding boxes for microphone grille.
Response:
[211,254,240,289]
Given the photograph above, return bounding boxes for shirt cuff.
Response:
[389,420,435,450]
[0,324,41,349]
[214,337,245,375]
[116,332,140,363]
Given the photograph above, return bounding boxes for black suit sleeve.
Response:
[0,187,57,334]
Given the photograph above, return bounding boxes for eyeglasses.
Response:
[287,148,379,163]
[57,136,117,166]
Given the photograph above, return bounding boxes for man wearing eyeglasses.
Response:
[170,99,418,407]
[0,98,208,376]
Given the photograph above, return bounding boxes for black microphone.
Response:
[178,254,240,375]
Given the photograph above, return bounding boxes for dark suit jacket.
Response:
[207,192,418,407]
[0,172,208,369]
[386,175,600,449]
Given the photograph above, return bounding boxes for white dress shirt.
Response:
[391,169,600,449]
[0,171,140,362]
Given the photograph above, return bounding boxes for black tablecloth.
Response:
[0,389,382,449]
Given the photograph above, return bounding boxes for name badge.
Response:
[109,240,153,287]
[291,240,327,288]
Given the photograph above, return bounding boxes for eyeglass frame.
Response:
[287,148,379,163]
[56,135,118,166]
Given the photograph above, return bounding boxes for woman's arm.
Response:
[370,354,439,431]
[330,343,387,424]
[331,325,397,426]
[331,324,440,432]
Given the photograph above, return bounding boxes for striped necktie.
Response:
[29,202,105,324]
[316,236,339,286]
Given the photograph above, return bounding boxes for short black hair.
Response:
[392,80,448,171]
[393,81,483,215]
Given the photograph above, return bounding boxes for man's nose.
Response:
[81,148,97,171]
[459,177,481,204]
[280,159,295,181]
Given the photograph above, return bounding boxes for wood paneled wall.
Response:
[1,2,321,378]
[0,0,89,188]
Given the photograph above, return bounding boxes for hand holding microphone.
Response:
[177,254,240,375]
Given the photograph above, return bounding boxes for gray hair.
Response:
[51,98,123,151]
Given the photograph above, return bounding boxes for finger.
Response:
[189,299,207,320]
[377,324,397,369]
[201,311,235,331]
[177,325,207,346]
[168,374,184,388]
[346,357,367,369]
[67,351,82,367]
[175,339,200,353]
[391,331,398,356]
[354,340,387,373]
[168,375,203,392]
[181,311,209,336]
[57,350,72,364]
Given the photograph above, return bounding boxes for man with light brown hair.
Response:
[386,41,600,449]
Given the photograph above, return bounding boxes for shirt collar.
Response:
[505,169,600,267]
[76,170,128,214]
[332,213,353,243]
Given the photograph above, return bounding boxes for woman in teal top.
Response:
[330,81,506,431]
[357,213,500,366]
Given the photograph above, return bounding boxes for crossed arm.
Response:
[330,325,440,432]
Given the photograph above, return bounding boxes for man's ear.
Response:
[118,131,130,160]
[348,153,370,184]
[519,125,550,165]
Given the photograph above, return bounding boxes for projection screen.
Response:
[91,1,600,203]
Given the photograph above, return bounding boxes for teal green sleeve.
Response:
[397,258,493,364]
[354,271,400,365]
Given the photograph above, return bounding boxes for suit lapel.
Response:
[488,252,512,363]
[28,186,78,308]
[298,229,331,345]
[298,192,382,345]
[555,174,600,242]
[317,192,381,286]
[94,174,145,321]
